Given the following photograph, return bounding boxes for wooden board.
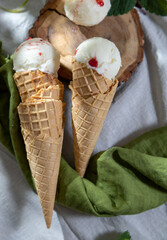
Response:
[29,0,144,82]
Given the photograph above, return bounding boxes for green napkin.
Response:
[0,42,167,216]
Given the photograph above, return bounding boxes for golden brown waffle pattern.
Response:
[70,60,118,177]
[72,59,113,97]
[16,71,65,228]
[14,70,59,102]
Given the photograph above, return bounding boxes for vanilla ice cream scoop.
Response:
[74,37,122,80]
[64,0,111,26]
[13,38,60,76]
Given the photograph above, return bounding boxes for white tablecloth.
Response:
[0,1,167,239]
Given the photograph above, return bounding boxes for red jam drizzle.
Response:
[89,57,98,68]
[26,37,32,41]
[96,0,104,7]
[74,49,78,55]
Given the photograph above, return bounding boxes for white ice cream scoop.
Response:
[13,38,60,76]
[74,37,122,80]
[64,0,111,26]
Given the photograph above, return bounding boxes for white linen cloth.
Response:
[0,0,167,239]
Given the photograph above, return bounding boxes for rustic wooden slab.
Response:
[29,0,144,82]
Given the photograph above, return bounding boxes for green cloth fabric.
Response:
[0,42,167,217]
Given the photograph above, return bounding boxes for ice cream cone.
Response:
[14,70,60,102]
[13,38,64,228]
[70,79,118,177]
[70,36,122,178]
[18,86,65,228]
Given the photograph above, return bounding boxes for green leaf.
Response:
[0,0,29,13]
[140,0,167,16]
[118,231,131,240]
[108,0,137,16]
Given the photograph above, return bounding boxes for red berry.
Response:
[88,57,98,68]
[96,0,104,7]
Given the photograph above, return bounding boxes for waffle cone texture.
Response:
[14,70,61,102]
[14,70,65,228]
[70,60,118,177]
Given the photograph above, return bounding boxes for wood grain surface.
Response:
[29,0,144,82]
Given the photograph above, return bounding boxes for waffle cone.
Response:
[17,85,65,228]
[72,59,113,97]
[14,70,61,102]
[22,130,63,228]
[70,80,118,177]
